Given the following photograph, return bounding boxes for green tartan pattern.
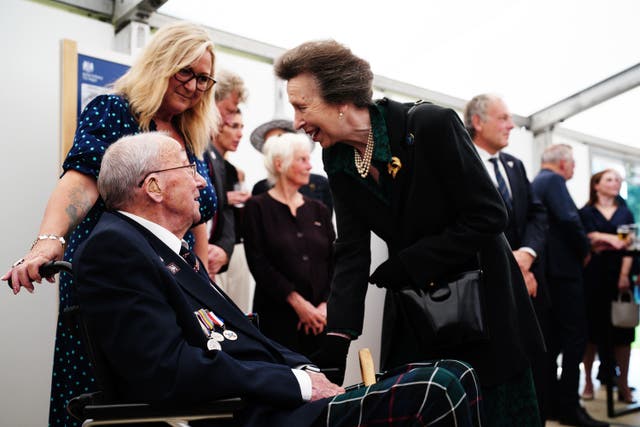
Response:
[327,360,482,426]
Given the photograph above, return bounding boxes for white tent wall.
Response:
[0,1,117,426]
[0,0,610,424]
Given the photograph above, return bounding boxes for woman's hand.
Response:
[2,239,65,294]
[588,231,628,252]
[618,274,631,291]
[317,301,327,319]
[287,291,327,335]
[2,171,98,294]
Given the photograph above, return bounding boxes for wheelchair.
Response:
[30,261,244,426]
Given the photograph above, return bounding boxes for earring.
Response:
[338,111,344,119]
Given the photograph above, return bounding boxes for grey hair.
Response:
[541,143,573,164]
[214,69,248,103]
[98,132,177,210]
[263,133,311,185]
[463,93,500,139]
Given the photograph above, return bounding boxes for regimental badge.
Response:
[166,263,180,275]
[388,156,402,179]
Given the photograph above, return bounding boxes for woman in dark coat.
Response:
[275,40,545,426]
[579,169,636,403]
[243,133,335,357]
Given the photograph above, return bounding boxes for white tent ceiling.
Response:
[158,0,640,149]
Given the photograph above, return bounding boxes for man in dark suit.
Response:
[74,131,482,427]
[206,70,250,277]
[464,94,550,422]
[532,144,608,427]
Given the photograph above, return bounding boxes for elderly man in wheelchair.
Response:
[45,132,483,426]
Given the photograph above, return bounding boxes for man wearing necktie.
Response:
[464,94,550,422]
[73,132,482,427]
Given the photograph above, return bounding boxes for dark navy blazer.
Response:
[75,212,328,426]
[498,151,550,309]
[531,168,590,281]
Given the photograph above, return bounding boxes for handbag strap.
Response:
[617,289,635,302]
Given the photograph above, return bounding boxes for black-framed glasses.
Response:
[174,68,216,92]
[138,163,197,187]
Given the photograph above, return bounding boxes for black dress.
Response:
[579,204,636,346]
[242,192,335,357]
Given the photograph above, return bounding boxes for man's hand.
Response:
[207,244,229,277]
[513,250,537,297]
[513,250,534,272]
[522,270,538,297]
[226,190,250,206]
[307,371,345,401]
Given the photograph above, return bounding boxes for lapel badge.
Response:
[507,161,514,168]
[405,133,415,145]
[388,156,402,179]
[166,262,180,275]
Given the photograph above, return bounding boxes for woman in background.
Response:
[2,21,218,426]
[580,169,636,404]
[243,133,334,356]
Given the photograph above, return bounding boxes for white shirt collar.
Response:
[118,211,182,255]
[475,145,500,163]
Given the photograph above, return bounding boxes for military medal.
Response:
[195,309,224,350]
[207,339,222,351]
[223,329,238,341]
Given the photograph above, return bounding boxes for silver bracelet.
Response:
[31,234,66,250]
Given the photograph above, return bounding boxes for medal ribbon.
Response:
[206,310,225,328]
[195,309,215,336]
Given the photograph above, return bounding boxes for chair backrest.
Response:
[63,304,118,402]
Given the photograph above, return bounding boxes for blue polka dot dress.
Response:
[49,94,217,427]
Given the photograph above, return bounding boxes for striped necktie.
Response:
[180,241,200,272]
[488,157,512,211]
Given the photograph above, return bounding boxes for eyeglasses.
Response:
[174,68,216,92]
[138,163,197,187]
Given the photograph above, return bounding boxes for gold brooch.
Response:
[388,157,402,178]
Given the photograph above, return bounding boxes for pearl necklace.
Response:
[354,129,374,178]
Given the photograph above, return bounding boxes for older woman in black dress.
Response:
[275,40,545,426]
[579,169,636,403]
[243,133,335,357]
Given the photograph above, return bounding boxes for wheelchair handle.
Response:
[7,260,72,289]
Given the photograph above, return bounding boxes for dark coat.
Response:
[498,151,550,309]
[206,145,235,266]
[325,99,544,386]
[75,212,328,427]
[531,168,590,281]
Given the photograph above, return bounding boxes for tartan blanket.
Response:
[326,359,482,426]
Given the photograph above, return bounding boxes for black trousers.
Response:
[546,278,587,414]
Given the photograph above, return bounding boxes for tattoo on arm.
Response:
[65,185,95,230]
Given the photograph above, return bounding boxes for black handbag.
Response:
[395,268,489,349]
